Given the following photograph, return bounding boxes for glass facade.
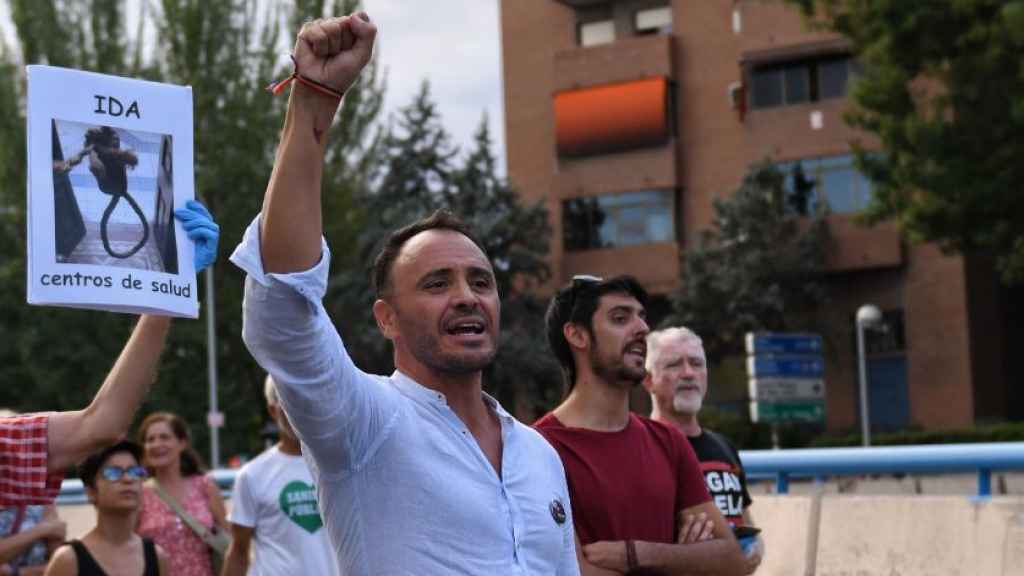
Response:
[775,154,874,214]
[563,189,675,251]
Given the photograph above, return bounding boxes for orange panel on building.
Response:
[554,77,670,157]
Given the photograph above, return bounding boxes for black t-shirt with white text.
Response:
[687,429,752,526]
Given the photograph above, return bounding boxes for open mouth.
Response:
[624,341,646,358]
[444,318,486,336]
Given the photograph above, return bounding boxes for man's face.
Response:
[648,336,708,416]
[584,292,649,386]
[383,229,500,376]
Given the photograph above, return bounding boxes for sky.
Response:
[0,0,507,170]
[363,0,506,168]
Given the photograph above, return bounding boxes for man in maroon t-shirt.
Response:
[535,275,745,576]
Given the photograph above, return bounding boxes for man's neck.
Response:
[651,405,702,437]
[395,360,493,432]
[277,439,301,456]
[553,371,633,432]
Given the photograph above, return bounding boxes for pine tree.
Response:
[668,162,830,364]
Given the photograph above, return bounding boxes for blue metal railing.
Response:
[738,442,1024,497]
[55,468,239,505]
[55,443,1024,504]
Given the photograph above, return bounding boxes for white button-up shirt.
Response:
[231,217,579,576]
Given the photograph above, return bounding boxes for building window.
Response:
[775,154,874,214]
[579,19,615,47]
[750,55,857,109]
[635,6,672,35]
[563,189,676,251]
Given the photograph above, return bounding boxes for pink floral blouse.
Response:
[136,475,215,576]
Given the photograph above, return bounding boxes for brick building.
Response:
[500,0,1021,433]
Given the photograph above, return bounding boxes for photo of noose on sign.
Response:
[51,120,177,273]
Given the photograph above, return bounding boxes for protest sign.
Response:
[26,65,197,317]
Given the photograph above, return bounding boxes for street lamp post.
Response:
[856,304,882,447]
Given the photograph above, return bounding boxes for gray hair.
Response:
[646,326,705,372]
[264,375,278,407]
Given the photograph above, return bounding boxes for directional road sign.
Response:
[749,400,825,424]
[745,333,823,356]
[746,355,825,379]
[748,378,825,403]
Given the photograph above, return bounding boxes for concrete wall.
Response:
[756,495,1024,576]
[56,492,1024,575]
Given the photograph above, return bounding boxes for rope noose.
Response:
[99,189,150,259]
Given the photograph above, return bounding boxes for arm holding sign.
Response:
[45,201,219,474]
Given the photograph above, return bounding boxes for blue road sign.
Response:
[745,333,823,356]
[746,355,825,379]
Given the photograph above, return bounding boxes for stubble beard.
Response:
[591,347,645,389]
[410,331,498,376]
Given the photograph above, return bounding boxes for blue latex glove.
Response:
[174,200,219,272]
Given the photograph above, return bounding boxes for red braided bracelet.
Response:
[267,55,345,100]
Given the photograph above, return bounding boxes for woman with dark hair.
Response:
[135,413,227,576]
[43,440,168,576]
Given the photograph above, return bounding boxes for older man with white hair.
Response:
[643,327,764,574]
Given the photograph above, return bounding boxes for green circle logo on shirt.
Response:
[278,481,323,534]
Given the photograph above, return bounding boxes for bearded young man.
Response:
[535,276,745,576]
[230,12,577,575]
[644,327,764,574]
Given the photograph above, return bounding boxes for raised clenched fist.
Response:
[293,12,377,97]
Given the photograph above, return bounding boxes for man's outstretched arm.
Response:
[260,14,376,274]
[47,314,170,472]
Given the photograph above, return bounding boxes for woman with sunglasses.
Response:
[44,441,168,575]
[135,413,227,576]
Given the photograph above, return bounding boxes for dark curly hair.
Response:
[545,275,649,394]
[79,440,143,489]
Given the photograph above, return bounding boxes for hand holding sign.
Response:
[174,200,219,272]
[293,13,377,98]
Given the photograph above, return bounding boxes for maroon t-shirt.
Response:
[534,413,711,545]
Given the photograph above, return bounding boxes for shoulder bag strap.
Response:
[149,481,214,545]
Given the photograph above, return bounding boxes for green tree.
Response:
[667,162,830,364]
[329,85,560,416]
[786,0,1024,283]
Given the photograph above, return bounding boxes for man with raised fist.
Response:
[231,13,578,575]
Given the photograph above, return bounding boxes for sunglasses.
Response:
[564,275,604,318]
[100,465,148,482]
